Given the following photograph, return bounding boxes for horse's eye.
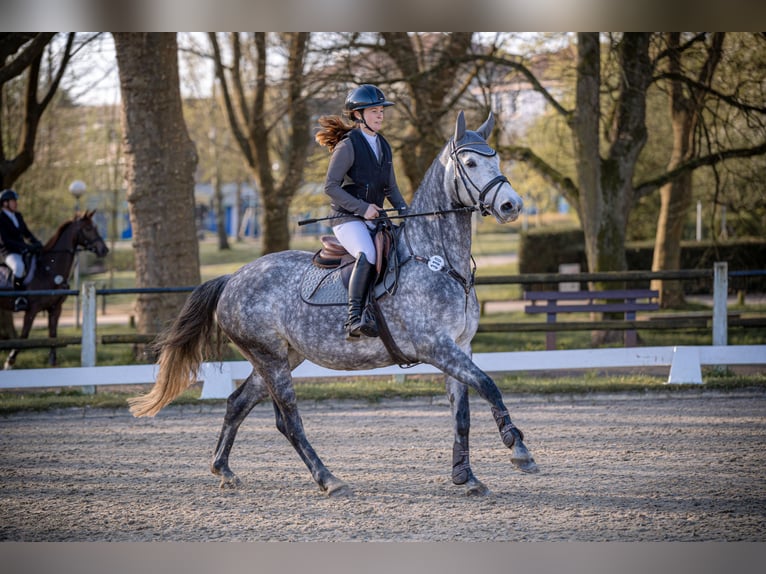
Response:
[466,159,476,168]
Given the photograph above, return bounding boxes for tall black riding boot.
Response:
[344,253,378,340]
[12,276,28,312]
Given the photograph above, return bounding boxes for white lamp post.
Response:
[69,180,87,328]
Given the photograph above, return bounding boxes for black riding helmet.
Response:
[0,189,19,204]
[344,85,394,133]
[344,84,394,113]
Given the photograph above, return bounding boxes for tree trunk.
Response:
[571,33,603,272]
[572,33,652,345]
[114,33,200,336]
[651,33,724,308]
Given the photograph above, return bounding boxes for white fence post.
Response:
[713,262,728,346]
[80,281,97,394]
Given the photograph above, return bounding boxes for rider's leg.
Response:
[344,252,378,339]
[5,253,28,311]
[333,221,378,339]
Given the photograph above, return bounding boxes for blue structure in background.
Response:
[120,182,260,239]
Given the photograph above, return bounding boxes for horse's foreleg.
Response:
[432,345,538,474]
[266,364,350,497]
[211,372,269,488]
[47,304,63,366]
[447,376,490,496]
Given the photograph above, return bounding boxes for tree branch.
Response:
[0,33,54,85]
[208,33,254,167]
[654,71,766,114]
[634,141,766,198]
[472,53,572,120]
[498,144,579,205]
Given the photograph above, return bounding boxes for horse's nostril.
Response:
[500,201,514,214]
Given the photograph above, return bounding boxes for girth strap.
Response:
[369,296,419,368]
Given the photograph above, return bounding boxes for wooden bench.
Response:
[523,289,660,349]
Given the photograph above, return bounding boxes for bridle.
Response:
[44,220,102,256]
[449,137,510,217]
[74,223,102,253]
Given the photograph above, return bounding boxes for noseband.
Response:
[449,137,509,216]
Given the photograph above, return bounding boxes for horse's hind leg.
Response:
[4,310,37,369]
[211,371,270,488]
[265,363,349,497]
[447,376,490,496]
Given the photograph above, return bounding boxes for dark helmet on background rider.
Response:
[344,84,395,114]
[0,189,19,204]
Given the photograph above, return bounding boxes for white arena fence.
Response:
[0,347,765,397]
[1,262,764,396]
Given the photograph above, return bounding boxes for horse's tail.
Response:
[128,275,231,417]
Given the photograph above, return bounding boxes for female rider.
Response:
[315,85,408,340]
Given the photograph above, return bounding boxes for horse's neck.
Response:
[39,230,77,278]
[405,169,474,272]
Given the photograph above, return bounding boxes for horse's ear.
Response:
[454,110,466,142]
[86,209,96,218]
[476,111,495,140]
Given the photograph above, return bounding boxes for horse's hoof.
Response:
[464,480,491,497]
[218,474,243,489]
[511,442,540,474]
[513,458,539,474]
[324,477,351,497]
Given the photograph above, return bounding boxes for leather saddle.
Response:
[311,230,391,276]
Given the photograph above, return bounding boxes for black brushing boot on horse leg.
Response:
[12,276,27,311]
[344,252,378,340]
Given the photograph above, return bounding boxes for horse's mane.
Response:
[43,213,90,250]
[409,144,450,212]
[315,115,354,152]
[43,221,71,250]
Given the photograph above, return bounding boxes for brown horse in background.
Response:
[1,211,109,369]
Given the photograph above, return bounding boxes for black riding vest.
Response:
[338,129,393,209]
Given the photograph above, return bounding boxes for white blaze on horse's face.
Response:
[448,111,524,224]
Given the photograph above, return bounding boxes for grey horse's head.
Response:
[449,111,523,223]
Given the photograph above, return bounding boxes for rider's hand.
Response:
[363,204,380,220]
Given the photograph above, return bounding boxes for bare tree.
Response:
[209,32,311,254]
[0,33,74,339]
[649,33,724,306]
[113,33,200,336]
[493,33,766,283]
[0,33,75,188]
[376,32,476,188]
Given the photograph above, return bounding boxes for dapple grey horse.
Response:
[129,111,538,496]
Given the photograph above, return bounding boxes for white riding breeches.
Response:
[4,253,25,278]
[333,220,376,264]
